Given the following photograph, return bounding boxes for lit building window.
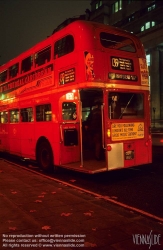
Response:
[146,54,150,66]
[146,54,150,86]
[145,22,150,29]
[115,2,118,12]
[96,0,102,9]
[141,26,144,32]
[148,4,155,12]
[141,21,156,32]
[129,15,134,22]
[112,0,122,13]
[119,0,122,9]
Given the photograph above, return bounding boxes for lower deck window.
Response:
[108,92,144,119]
[62,102,77,120]
[36,104,52,121]
[10,109,19,123]
[20,107,33,122]
[0,111,8,123]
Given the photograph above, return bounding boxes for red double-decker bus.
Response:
[0,20,151,173]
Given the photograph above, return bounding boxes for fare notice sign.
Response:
[111,122,144,141]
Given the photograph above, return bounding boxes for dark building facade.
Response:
[89,0,163,121]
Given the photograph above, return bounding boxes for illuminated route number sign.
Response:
[111,57,134,71]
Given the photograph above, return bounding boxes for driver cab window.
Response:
[62,102,77,120]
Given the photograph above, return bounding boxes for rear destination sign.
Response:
[111,122,144,141]
[111,57,134,71]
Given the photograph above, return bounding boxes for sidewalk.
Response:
[0,159,163,250]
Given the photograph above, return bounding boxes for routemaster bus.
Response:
[0,20,152,173]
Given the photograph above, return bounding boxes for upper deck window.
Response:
[21,56,33,73]
[54,35,74,59]
[9,63,19,79]
[35,46,51,67]
[0,70,7,83]
[100,32,136,52]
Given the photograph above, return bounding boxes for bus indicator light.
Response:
[107,129,111,138]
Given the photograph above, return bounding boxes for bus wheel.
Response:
[37,140,53,172]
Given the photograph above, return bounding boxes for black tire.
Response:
[37,140,53,172]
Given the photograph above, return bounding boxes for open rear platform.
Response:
[60,159,107,174]
[59,148,107,173]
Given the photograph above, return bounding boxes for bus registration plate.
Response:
[125,150,134,160]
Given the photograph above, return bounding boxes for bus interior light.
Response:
[3,96,15,102]
[66,92,74,100]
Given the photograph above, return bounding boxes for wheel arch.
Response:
[36,136,54,167]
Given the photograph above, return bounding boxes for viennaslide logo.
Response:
[132,230,161,249]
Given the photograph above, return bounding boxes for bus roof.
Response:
[0,20,143,70]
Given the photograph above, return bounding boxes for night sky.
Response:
[0,0,91,65]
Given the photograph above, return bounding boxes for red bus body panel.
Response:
[0,21,151,173]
